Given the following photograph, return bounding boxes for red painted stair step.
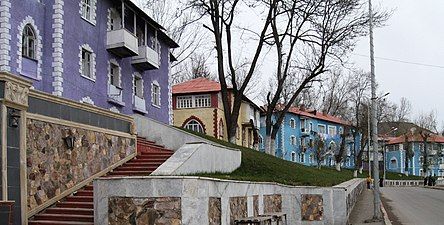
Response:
[56,201,93,209]
[44,207,93,215]
[28,221,93,225]
[33,213,93,222]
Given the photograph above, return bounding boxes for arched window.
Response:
[184,119,204,133]
[22,24,36,59]
[390,157,397,169]
[291,152,296,162]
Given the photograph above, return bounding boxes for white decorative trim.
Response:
[151,80,161,107]
[109,106,120,113]
[108,58,121,86]
[16,16,43,79]
[79,43,96,81]
[79,0,97,25]
[0,0,11,71]
[52,0,65,96]
[168,52,173,125]
[80,96,94,105]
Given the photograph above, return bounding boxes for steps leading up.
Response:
[29,137,174,225]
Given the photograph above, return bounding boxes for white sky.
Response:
[351,0,444,125]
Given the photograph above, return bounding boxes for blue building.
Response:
[384,134,444,177]
[259,106,358,169]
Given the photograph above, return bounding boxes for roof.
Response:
[287,107,349,126]
[124,0,179,48]
[173,77,222,94]
[378,121,434,137]
[387,134,444,145]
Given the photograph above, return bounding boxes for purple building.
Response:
[0,0,178,124]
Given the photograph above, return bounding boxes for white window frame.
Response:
[176,94,211,109]
[300,119,306,132]
[133,73,144,98]
[80,0,97,25]
[290,119,296,129]
[291,152,296,162]
[309,154,314,164]
[290,135,296,145]
[184,119,204,133]
[22,24,36,59]
[300,153,305,163]
[318,124,326,134]
[390,157,398,169]
[151,80,161,107]
[79,44,96,81]
[109,59,121,87]
[328,125,337,136]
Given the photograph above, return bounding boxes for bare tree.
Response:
[403,133,414,176]
[419,130,432,176]
[173,53,214,84]
[319,69,353,118]
[415,110,438,134]
[189,0,278,143]
[334,127,351,171]
[263,0,388,155]
[395,97,412,122]
[313,134,327,169]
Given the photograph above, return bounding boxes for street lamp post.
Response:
[369,0,383,220]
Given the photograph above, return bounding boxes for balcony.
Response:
[107,85,124,106]
[106,29,139,57]
[133,95,147,114]
[301,128,310,136]
[132,45,160,70]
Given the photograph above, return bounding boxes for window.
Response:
[309,154,314,164]
[177,96,193,108]
[219,120,224,138]
[309,122,313,132]
[339,127,343,134]
[390,158,397,169]
[109,62,120,87]
[300,153,305,163]
[419,156,424,165]
[290,136,296,145]
[194,95,211,108]
[81,0,92,20]
[291,152,296,162]
[318,124,326,134]
[328,126,337,136]
[151,81,161,106]
[81,48,92,78]
[290,119,295,129]
[300,119,306,132]
[184,120,204,133]
[133,75,143,98]
[22,24,36,59]
[176,95,211,109]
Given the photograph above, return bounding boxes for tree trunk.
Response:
[353,170,358,177]
[359,167,363,174]
[265,135,272,155]
[335,163,341,172]
[270,138,276,156]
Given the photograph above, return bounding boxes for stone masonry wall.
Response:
[229,197,247,225]
[108,197,181,225]
[263,194,282,214]
[26,118,135,211]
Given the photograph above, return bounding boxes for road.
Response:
[381,187,444,225]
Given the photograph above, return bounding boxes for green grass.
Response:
[177,127,422,186]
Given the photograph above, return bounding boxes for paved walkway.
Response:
[348,189,384,225]
[381,187,444,225]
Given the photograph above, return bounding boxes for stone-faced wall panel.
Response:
[229,196,247,225]
[26,118,135,211]
[108,197,181,225]
[263,194,282,214]
[208,197,221,225]
[301,194,323,221]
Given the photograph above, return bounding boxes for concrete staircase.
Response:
[28,137,173,225]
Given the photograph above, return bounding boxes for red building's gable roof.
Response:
[172,77,222,94]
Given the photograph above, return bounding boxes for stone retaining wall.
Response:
[94,177,365,225]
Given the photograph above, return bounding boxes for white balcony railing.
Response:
[132,45,160,70]
[108,84,123,103]
[106,29,139,57]
[133,95,147,113]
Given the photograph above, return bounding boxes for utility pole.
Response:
[369,0,383,221]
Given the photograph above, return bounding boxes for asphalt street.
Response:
[381,187,444,225]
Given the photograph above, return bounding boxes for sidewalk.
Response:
[348,189,385,225]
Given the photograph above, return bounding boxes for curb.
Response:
[423,186,444,191]
[380,203,392,225]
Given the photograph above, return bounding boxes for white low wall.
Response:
[151,142,242,175]
[384,180,423,187]
[133,115,219,151]
[94,177,365,225]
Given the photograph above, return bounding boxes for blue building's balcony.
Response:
[301,128,310,136]
[132,45,160,70]
[106,29,139,57]
[107,84,125,106]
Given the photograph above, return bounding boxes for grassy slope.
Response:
[177,128,422,186]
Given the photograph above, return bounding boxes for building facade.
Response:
[259,107,357,169]
[385,134,444,177]
[1,0,178,124]
[172,77,262,148]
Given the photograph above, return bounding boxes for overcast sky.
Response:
[351,0,444,126]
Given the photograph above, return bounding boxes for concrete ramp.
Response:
[151,142,241,175]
